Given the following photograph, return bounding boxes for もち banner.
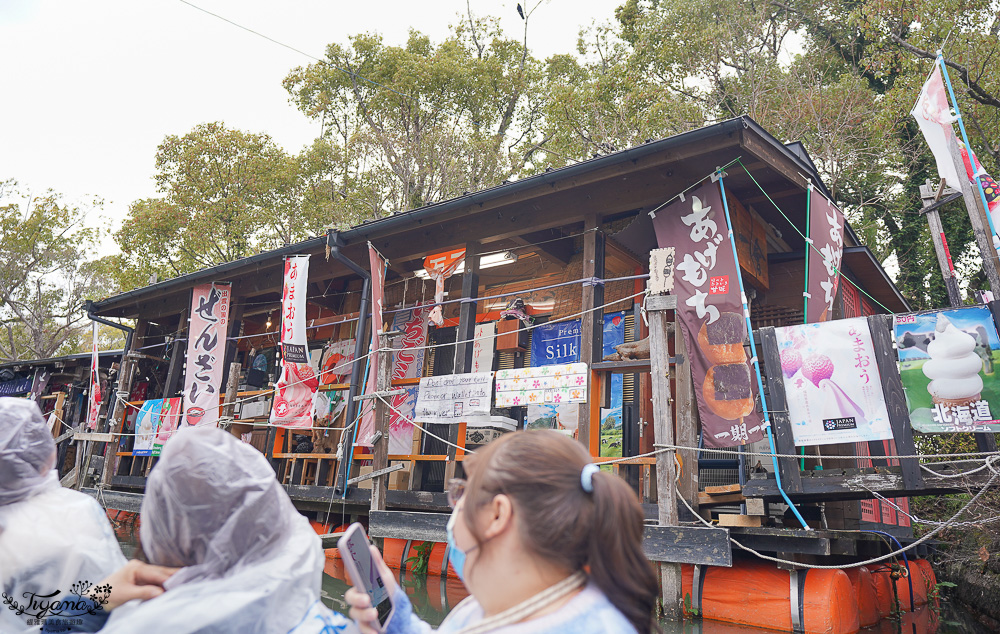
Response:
[776,318,893,446]
[895,306,1000,433]
[650,180,764,447]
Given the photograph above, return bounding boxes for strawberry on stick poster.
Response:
[776,318,893,446]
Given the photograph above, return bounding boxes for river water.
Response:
[116,530,989,633]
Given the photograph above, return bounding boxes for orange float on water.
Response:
[844,566,881,628]
[681,560,859,634]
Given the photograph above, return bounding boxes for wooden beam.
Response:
[579,217,605,454]
[369,332,394,548]
[867,314,924,489]
[920,180,964,307]
[758,327,803,493]
[646,269,682,618]
[674,311,700,515]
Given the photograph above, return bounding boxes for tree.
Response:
[113,122,334,290]
[283,11,548,215]
[0,180,112,361]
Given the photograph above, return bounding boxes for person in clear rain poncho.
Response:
[100,425,356,634]
[0,397,127,633]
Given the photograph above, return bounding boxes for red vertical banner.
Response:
[806,188,846,323]
[271,256,318,428]
[86,322,101,430]
[357,243,387,446]
[183,283,231,428]
[650,181,764,448]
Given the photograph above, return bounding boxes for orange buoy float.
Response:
[843,566,881,628]
[681,560,859,634]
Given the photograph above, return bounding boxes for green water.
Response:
[114,531,989,633]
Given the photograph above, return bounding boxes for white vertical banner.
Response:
[86,321,102,430]
[270,255,319,427]
[183,282,231,427]
[471,322,496,373]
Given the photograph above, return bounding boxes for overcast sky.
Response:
[0,0,619,252]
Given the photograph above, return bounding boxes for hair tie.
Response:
[580,463,600,493]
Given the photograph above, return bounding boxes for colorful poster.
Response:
[600,312,626,457]
[895,306,1000,433]
[414,372,493,424]
[87,321,102,430]
[911,64,963,190]
[495,363,588,407]
[776,318,893,446]
[806,188,846,324]
[526,403,579,436]
[153,397,182,456]
[391,304,428,380]
[530,319,580,367]
[471,322,496,373]
[650,180,764,447]
[387,386,418,455]
[357,244,387,446]
[133,400,162,456]
[271,256,318,428]
[320,339,355,385]
[183,283,230,428]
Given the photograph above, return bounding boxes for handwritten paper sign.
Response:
[495,363,588,407]
[414,372,493,424]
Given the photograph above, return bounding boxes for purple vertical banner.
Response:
[806,188,846,324]
[651,181,764,447]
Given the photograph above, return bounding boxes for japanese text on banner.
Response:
[183,283,231,428]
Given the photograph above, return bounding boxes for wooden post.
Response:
[758,327,803,493]
[674,313,700,514]
[221,362,241,428]
[579,215,605,453]
[948,133,1000,297]
[445,242,479,483]
[370,333,393,550]
[163,309,188,400]
[867,314,925,488]
[647,264,681,619]
[919,180,963,307]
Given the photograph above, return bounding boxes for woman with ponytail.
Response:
[346,429,660,633]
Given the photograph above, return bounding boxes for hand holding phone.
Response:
[339,523,396,632]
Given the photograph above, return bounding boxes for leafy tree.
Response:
[283,10,547,214]
[113,122,334,290]
[0,180,112,361]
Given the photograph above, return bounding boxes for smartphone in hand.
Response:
[338,523,395,631]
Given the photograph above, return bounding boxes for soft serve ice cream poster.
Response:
[895,306,1000,433]
[776,318,893,446]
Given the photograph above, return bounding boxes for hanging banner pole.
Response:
[717,171,811,530]
[938,53,1000,250]
[802,182,812,325]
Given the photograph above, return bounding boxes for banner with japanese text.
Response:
[776,318,893,446]
[357,244,387,445]
[391,304,428,380]
[471,322,496,373]
[895,306,1000,433]
[86,321,102,430]
[271,256,318,428]
[650,181,764,447]
[806,188,846,324]
[183,283,230,428]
